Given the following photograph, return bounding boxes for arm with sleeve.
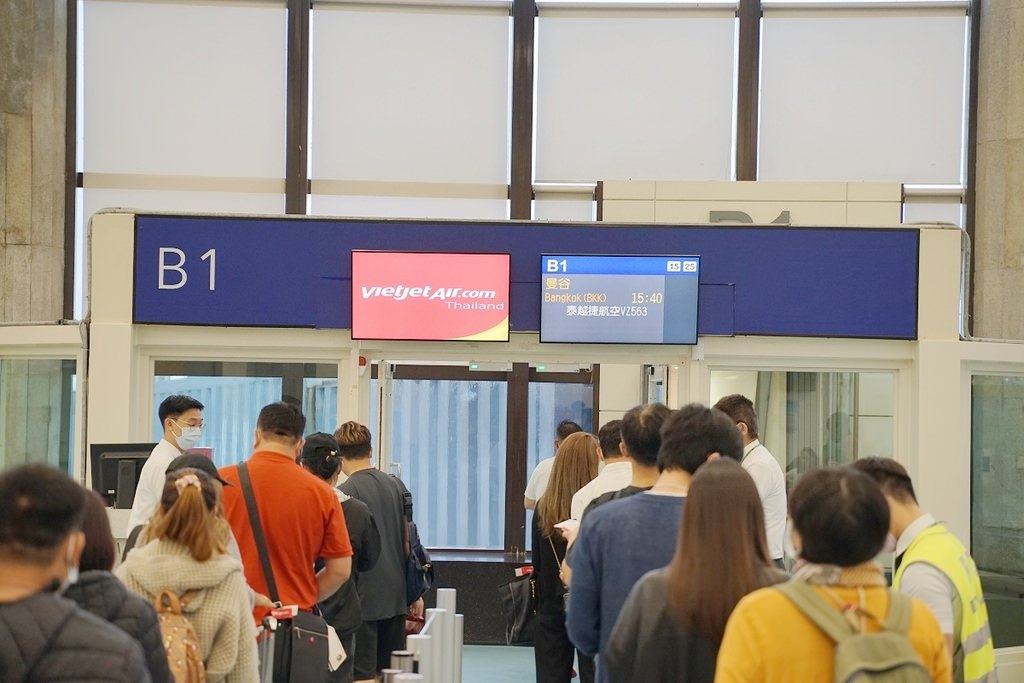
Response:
[216,572,259,683]
[317,491,354,599]
[899,563,956,635]
[714,596,764,683]
[127,458,165,529]
[744,459,773,503]
[565,515,603,656]
[604,575,651,682]
[359,512,382,573]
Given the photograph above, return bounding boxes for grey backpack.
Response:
[777,581,931,683]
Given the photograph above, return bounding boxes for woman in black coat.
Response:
[62,491,172,683]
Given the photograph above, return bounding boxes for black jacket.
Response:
[320,492,382,636]
[0,590,152,683]
[62,571,172,683]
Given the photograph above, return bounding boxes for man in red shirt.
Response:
[220,402,353,621]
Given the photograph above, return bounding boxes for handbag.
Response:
[498,569,536,645]
[239,463,330,683]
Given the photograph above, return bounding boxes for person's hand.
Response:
[254,592,274,609]
[561,523,580,549]
[409,597,425,617]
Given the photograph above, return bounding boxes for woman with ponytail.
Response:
[300,433,382,683]
[117,468,258,683]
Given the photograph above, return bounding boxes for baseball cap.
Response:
[301,432,340,461]
[166,452,231,486]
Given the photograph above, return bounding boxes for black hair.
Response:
[556,419,584,442]
[597,420,623,457]
[0,464,86,565]
[789,467,889,567]
[300,433,344,481]
[850,457,917,504]
[158,394,204,425]
[658,404,743,474]
[256,402,306,443]
[713,394,759,440]
[620,403,671,467]
[79,490,117,572]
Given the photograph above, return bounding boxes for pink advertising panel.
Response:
[351,251,511,341]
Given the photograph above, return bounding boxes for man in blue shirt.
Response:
[566,403,743,681]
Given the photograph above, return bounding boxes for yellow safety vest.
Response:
[894,523,998,683]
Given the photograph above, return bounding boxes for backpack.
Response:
[406,518,434,605]
[777,581,931,683]
[153,589,206,683]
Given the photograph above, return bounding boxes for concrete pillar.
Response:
[974,0,1024,339]
[0,0,66,322]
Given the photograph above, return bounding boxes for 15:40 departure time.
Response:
[631,292,664,304]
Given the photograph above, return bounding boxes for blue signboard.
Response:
[132,215,920,340]
[539,255,701,344]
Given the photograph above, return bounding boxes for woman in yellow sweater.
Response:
[715,467,950,683]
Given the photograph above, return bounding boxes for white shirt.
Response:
[895,513,956,635]
[570,461,633,520]
[742,440,787,560]
[127,439,182,529]
[525,456,555,501]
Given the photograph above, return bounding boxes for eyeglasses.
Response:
[173,418,206,430]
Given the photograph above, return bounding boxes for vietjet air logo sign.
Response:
[351,251,510,341]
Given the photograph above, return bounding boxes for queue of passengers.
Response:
[526,398,997,683]
[0,397,424,683]
[0,394,998,683]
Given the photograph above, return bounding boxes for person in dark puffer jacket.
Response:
[63,490,172,683]
[0,463,150,683]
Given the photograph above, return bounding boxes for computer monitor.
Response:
[89,443,157,509]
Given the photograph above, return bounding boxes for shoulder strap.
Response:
[883,589,913,634]
[22,606,76,682]
[121,524,146,562]
[777,581,856,644]
[154,589,201,614]
[238,462,280,603]
[547,535,564,565]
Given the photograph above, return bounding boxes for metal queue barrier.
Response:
[387,588,464,683]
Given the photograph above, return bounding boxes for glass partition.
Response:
[971,375,1024,647]
[152,361,338,468]
[389,377,508,550]
[372,363,594,551]
[525,380,594,550]
[711,369,895,490]
[0,359,76,473]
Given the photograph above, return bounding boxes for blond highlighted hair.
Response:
[148,468,227,562]
[536,432,599,537]
[334,421,373,459]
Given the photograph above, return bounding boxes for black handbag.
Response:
[239,463,329,683]
[498,570,536,645]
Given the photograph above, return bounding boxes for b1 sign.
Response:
[351,251,511,341]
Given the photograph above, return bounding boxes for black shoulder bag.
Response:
[239,462,329,683]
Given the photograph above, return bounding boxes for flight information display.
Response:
[539,255,700,344]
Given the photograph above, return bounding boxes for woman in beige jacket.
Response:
[117,468,258,683]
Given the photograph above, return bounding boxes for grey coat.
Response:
[63,570,172,683]
[0,590,151,683]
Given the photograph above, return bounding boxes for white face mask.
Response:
[172,419,202,451]
[58,539,79,594]
[784,518,801,561]
[881,532,897,554]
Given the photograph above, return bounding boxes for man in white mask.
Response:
[0,464,151,682]
[127,394,205,529]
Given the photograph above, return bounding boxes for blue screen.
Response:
[539,255,700,344]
